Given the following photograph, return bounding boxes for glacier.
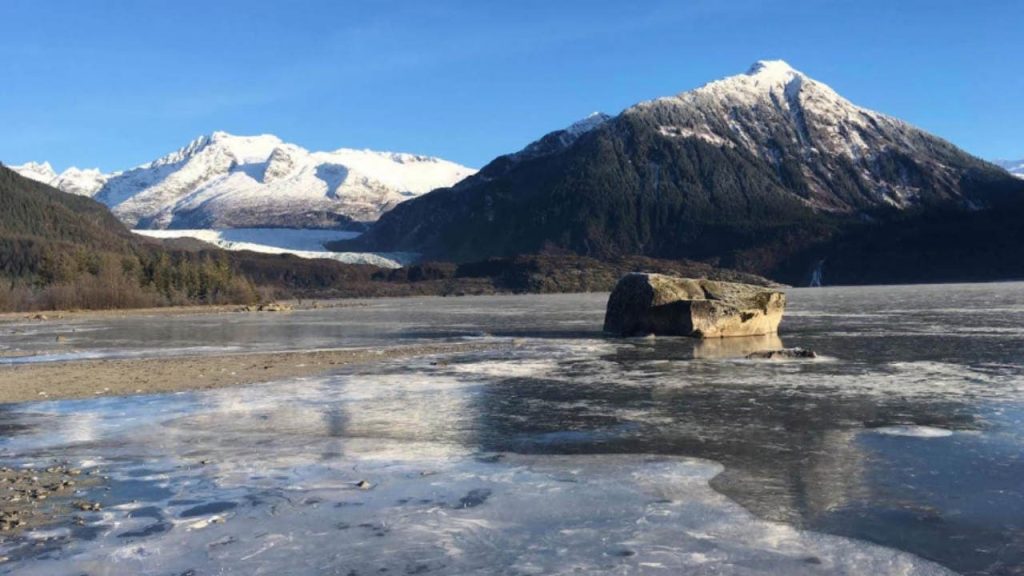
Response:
[133,227,415,268]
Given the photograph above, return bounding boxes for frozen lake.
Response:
[1,283,1023,574]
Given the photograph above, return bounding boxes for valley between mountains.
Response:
[5,60,1024,311]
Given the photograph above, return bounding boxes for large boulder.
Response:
[603,273,785,338]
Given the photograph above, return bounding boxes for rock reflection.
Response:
[460,340,1003,574]
[325,374,477,450]
[320,407,346,461]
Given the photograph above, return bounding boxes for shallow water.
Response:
[1,283,1023,575]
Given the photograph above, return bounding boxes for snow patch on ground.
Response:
[658,125,734,147]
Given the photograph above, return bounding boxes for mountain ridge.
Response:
[10,132,476,230]
[342,60,1024,284]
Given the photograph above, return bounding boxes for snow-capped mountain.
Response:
[52,167,111,197]
[997,159,1024,178]
[627,59,981,211]
[346,60,1024,279]
[7,161,111,198]
[11,132,475,229]
[9,162,61,187]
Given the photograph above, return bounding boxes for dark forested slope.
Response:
[344,61,1024,285]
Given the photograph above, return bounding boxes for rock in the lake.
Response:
[603,273,785,338]
[746,348,817,360]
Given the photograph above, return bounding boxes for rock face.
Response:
[603,273,785,338]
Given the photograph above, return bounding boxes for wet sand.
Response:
[0,341,505,404]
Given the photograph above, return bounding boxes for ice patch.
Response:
[0,351,109,365]
[0,345,245,365]
[3,453,953,576]
[447,358,562,378]
[867,426,954,438]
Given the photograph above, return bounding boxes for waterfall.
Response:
[809,259,825,287]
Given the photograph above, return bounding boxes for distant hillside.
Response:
[0,164,132,250]
[0,164,262,310]
[344,61,1024,285]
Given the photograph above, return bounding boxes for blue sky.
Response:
[2,0,1021,171]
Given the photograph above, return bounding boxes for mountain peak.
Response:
[9,161,111,197]
[9,161,58,183]
[23,160,54,171]
[746,59,801,77]
[659,58,852,111]
[643,60,816,109]
[13,160,55,174]
[207,130,281,145]
[149,132,285,169]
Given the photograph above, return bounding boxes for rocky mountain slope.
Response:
[344,61,1024,283]
[11,133,475,230]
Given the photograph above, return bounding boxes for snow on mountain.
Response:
[101,132,476,229]
[515,112,611,162]
[351,59,1019,265]
[469,112,613,184]
[51,167,111,196]
[997,159,1024,178]
[11,132,475,230]
[8,162,110,197]
[629,59,967,210]
[10,162,56,186]
[133,228,414,268]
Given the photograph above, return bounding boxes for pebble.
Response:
[73,501,102,512]
[0,462,98,532]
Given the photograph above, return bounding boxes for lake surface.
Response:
[1,283,1023,575]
